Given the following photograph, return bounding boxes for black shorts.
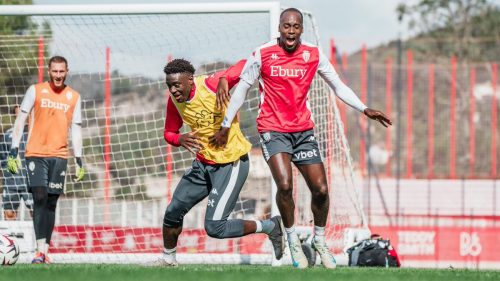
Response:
[165,155,250,227]
[25,157,68,195]
[259,129,323,165]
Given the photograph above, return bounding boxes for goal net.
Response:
[0,3,365,264]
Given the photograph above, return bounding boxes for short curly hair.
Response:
[163,58,195,76]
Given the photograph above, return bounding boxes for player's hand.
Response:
[74,157,85,182]
[216,77,230,110]
[179,130,202,154]
[209,127,230,149]
[6,148,21,174]
[364,108,392,128]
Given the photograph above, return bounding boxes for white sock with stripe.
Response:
[254,219,275,234]
[285,225,299,243]
[314,225,326,243]
[254,220,262,232]
[163,247,176,261]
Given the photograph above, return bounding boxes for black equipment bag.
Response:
[346,237,400,267]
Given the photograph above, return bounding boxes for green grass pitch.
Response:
[1,264,499,281]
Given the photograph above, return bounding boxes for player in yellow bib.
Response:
[6,56,85,264]
[152,59,284,266]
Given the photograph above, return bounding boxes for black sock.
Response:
[46,194,59,245]
[31,187,48,241]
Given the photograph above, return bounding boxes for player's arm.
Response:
[317,51,392,127]
[7,86,35,174]
[164,97,202,154]
[209,52,260,148]
[71,96,85,182]
[208,59,247,110]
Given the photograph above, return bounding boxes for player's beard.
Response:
[50,76,66,91]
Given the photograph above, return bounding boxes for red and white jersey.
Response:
[240,40,366,133]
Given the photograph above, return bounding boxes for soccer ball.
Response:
[0,234,20,265]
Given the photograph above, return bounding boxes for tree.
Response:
[0,0,51,132]
[397,0,500,62]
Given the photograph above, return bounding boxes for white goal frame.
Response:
[0,2,283,265]
[0,2,366,266]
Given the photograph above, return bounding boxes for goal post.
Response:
[0,3,366,265]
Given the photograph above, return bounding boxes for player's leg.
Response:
[30,186,48,263]
[268,153,295,227]
[267,153,310,268]
[44,193,59,264]
[295,163,329,227]
[26,157,50,264]
[156,160,210,266]
[204,154,250,238]
[260,131,308,267]
[43,157,67,263]
[260,132,295,227]
[204,155,285,259]
[292,129,336,268]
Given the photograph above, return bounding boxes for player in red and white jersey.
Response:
[212,8,391,269]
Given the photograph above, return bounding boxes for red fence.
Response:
[330,43,499,179]
[50,224,500,269]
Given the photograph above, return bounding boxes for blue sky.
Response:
[33,0,421,54]
[30,0,500,77]
[34,0,500,54]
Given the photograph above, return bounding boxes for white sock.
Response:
[36,239,45,254]
[163,247,176,256]
[254,220,262,233]
[45,243,50,255]
[285,226,299,243]
[260,219,276,234]
[314,225,325,243]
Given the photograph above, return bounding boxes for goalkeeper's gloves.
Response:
[74,157,85,182]
[6,148,21,174]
